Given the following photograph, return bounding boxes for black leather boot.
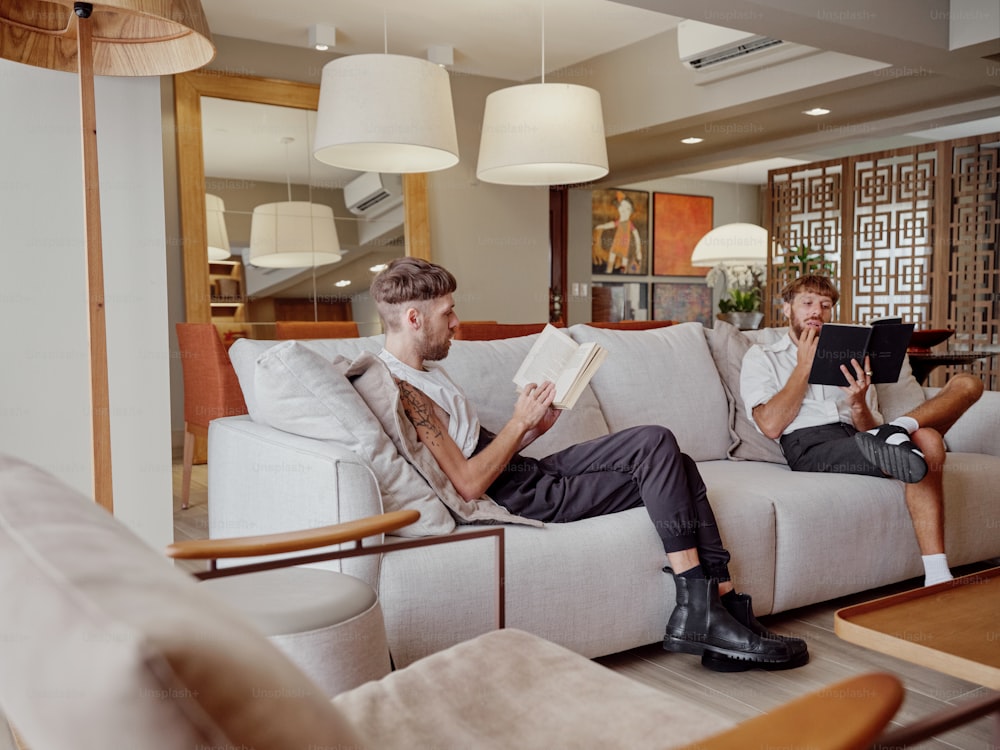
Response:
[701,592,809,672]
[662,570,793,666]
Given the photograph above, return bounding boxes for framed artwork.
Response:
[652,192,713,277]
[653,281,714,326]
[591,188,649,275]
[592,282,649,323]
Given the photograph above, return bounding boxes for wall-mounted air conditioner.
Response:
[344,172,403,220]
[677,20,818,82]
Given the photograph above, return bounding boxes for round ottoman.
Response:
[203,566,391,697]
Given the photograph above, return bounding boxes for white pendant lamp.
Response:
[690,223,768,267]
[205,194,231,261]
[477,82,609,185]
[249,136,342,268]
[249,201,341,268]
[476,5,608,186]
[313,53,459,173]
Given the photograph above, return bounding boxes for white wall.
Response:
[0,60,174,549]
[428,73,550,323]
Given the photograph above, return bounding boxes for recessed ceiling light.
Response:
[335,279,351,287]
[803,107,831,116]
[370,263,388,273]
[681,137,703,144]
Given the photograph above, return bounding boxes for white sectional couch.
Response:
[210,321,1000,667]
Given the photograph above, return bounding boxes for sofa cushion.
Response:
[704,320,786,463]
[230,335,385,420]
[567,322,731,461]
[0,455,362,750]
[443,336,610,458]
[254,341,456,537]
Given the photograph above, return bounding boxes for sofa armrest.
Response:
[929,387,1000,456]
[207,416,385,583]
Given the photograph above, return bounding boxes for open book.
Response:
[808,317,915,386]
[512,324,608,409]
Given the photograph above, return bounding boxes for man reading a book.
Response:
[741,274,983,586]
[370,257,807,672]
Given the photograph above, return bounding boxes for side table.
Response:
[908,351,997,385]
[834,568,1000,745]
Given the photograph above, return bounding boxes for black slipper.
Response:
[854,424,927,483]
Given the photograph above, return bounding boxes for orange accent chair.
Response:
[275,321,360,340]
[175,323,248,509]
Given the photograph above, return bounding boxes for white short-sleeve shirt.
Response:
[379,349,481,457]
[740,332,881,436]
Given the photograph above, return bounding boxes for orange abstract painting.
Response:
[652,193,713,277]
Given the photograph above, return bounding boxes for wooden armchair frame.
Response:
[167,510,506,628]
[166,512,1000,749]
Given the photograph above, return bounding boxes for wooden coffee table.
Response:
[834,567,1000,689]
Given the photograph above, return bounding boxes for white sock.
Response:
[890,416,919,434]
[922,553,953,586]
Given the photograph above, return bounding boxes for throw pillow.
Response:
[254,341,455,537]
[705,321,787,463]
[567,322,732,462]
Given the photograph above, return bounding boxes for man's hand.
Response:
[796,326,819,373]
[840,355,874,413]
[513,381,557,432]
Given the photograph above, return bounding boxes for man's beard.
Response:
[420,335,452,362]
[790,311,823,339]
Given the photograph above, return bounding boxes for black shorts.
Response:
[779,423,884,477]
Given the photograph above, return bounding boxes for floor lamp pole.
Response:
[75,7,114,513]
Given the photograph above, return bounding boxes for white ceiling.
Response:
[196,0,1000,295]
[200,0,1000,187]
[200,0,682,82]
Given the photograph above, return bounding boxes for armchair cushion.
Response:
[254,341,456,536]
[0,455,362,750]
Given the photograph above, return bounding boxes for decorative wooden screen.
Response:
[767,132,1000,389]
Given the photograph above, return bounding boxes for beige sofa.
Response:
[211,321,1000,667]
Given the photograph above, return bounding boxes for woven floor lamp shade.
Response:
[0,0,214,512]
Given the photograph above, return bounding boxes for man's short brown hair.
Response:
[780,274,840,305]
[370,257,457,306]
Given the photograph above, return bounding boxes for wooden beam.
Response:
[403,173,431,260]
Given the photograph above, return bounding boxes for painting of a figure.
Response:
[592,189,649,275]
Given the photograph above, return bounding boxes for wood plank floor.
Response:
[174,461,997,748]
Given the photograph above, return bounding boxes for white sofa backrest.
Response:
[569,323,732,462]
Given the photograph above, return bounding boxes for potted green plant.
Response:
[710,263,765,330]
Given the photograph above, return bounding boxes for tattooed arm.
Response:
[397,379,556,501]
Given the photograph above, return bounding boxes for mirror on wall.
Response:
[176,72,409,341]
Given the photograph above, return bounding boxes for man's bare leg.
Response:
[906,373,983,436]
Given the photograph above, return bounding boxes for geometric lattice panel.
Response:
[852,151,936,324]
[768,131,1000,390]
[948,139,1000,389]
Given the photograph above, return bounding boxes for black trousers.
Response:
[779,422,883,477]
[482,425,732,581]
